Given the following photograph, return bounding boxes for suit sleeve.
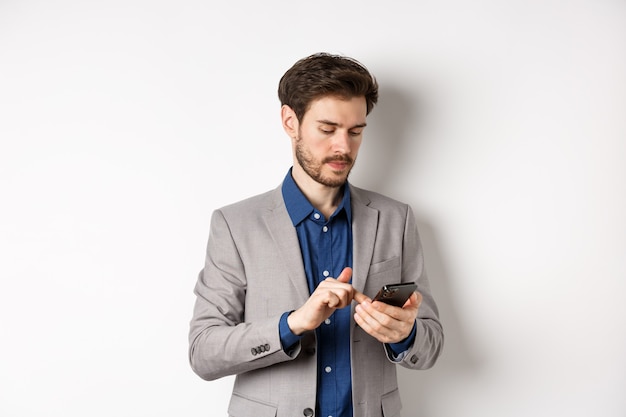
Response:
[386,205,444,370]
[188,209,298,381]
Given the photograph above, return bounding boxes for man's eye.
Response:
[320,129,334,134]
[349,131,362,136]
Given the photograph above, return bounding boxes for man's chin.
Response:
[318,171,350,188]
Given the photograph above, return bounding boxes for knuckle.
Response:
[378,315,392,327]
[370,321,384,333]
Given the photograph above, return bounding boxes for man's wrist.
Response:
[387,320,417,355]
[279,311,302,351]
[286,309,307,336]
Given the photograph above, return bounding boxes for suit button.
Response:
[251,348,258,356]
[410,355,418,364]
[264,343,270,351]
[303,407,314,416]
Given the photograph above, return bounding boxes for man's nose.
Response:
[331,131,351,153]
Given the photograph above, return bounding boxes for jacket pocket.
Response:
[228,392,277,417]
[368,256,401,277]
[381,388,402,417]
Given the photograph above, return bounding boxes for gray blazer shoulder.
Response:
[218,185,283,213]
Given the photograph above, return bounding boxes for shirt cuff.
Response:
[279,311,302,352]
[386,320,417,360]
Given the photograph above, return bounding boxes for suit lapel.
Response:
[262,185,378,302]
[263,187,311,304]
[350,186,378,295]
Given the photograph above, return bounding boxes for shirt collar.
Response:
[281,168,352,226]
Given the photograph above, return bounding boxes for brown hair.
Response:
[278,52,379,122]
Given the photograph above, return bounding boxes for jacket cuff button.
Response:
[303,407,314,416]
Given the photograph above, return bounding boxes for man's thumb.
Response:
[337,267,353,283]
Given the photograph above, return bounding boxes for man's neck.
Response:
[291,169,344,219]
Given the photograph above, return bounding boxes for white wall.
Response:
[1,1,624,416]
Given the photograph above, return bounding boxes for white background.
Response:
[1,1,625,416]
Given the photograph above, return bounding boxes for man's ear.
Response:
[281,105,298,139]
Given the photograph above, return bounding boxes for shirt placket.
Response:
[317,214,338,417]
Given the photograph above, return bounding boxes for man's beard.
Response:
[295,135,355,188]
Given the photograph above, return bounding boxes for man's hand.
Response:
[353,290,422,344]
[287,267,355,335]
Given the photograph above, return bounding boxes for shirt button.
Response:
[313,213,321,220]
[325,366,332,373]
[323,270,330,277]
[324,318,331,325]
[322,226,328,232]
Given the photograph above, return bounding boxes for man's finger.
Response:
[336,267,353,283]
[353,290,370,304]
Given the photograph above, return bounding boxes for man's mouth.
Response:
[324,156,353,171]
[327,161,349,170]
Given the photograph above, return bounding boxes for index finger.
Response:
[352,289,370,304]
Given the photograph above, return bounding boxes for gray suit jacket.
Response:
[189,183,443,417]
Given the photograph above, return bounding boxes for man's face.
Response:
[293,95,368,188]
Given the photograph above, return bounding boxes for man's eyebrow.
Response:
[316,119,367,128]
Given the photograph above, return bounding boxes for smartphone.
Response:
[372,282,417,307]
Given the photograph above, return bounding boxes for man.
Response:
[189,52,443,417]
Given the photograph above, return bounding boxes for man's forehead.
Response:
[303,95,367,124]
